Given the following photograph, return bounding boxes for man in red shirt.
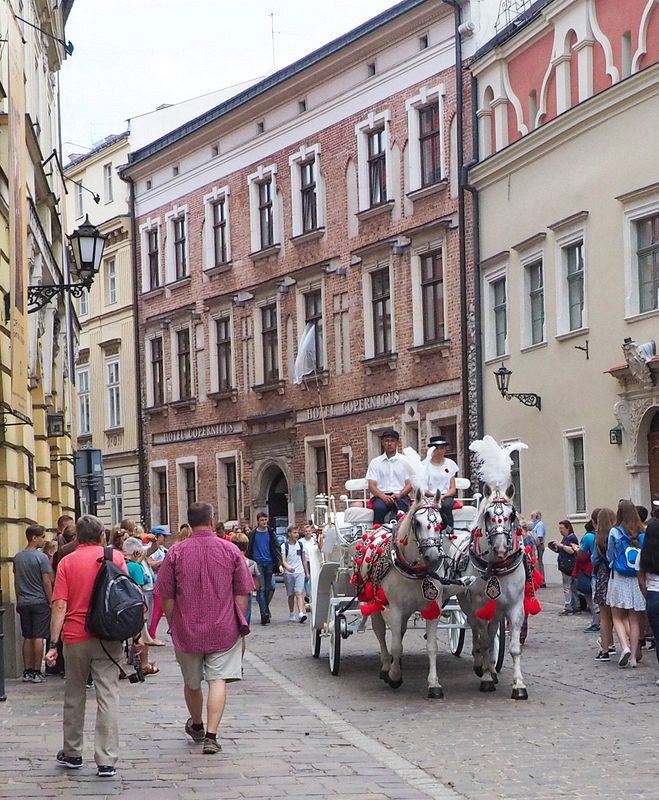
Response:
[45,515,127,778]
[156,502,253,755]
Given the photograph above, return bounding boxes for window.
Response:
[333,292,350,374]
[419,34,428,50]
[147,228,160,290]
[429,420,458,465]
[568,435,586,514]
[183,465,196,509]
[258,178,274,249]
[173,216,187,280]
[637,214,659,313]
[106,258,117,305]
[216,317,233,392]
[300,160,317,233]
[77,368,90,435]
[75,181,83,218]
[304,290,324,372]
[103,163,113,203]
[510,450,522,512]
[177,329,192,400]
[225,460,238,521]
[371,268,392,356]
[109,476,123,525]
[314,444,328,496]
[106,360,121,428]
[150,337,164,406]
[155,469,168,525]
[367,129,387,207]
[420,251,445,342]
[526,260,544,345]
[261,304,279,384]
[79,287,89,316]
[212,198,228,266]
[304,437,331,516]
[492,277,507,357]
[419,105,441,187]
[565,242,584,330]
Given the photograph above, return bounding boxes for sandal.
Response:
[142,663,160,676]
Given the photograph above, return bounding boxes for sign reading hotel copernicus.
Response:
[298,391,401,423]
[152,422,240,445]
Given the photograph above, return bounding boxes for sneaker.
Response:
[85,675,94,689]
[288,612,296,622]
[298,614,307,623]
[655,677,659,686]
[618,648,631,668]
[31,671,45,683]
[202,737,222,755]
[594,650,610,662]
[185,717,206,743]
[97,765,117,778]
[22,669,33,682]
[584,624,600,633]
[629,658,638,668]
[608,645,617,654]
[558,610,574,616]
[56,750,83,769]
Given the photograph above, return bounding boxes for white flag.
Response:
[293,323,316,384]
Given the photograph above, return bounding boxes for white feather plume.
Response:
[469,435,528,489]
[402,446,426,492]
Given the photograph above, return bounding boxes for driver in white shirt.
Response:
[366,429,413,524]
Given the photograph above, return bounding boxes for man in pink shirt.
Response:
[156,501,252,755]
[45,515,127,778]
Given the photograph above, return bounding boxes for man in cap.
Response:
[366,429,412,524]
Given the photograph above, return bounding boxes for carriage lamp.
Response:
[314,494,330,528]
[609,425,623,445]
[28,215,106,313]
[493,364,542,411]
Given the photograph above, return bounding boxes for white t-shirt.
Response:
[281,540,305,574]
[635,556,659,592]
[365,453,411,493]
[300,536,316,558]
[424,457,459,495]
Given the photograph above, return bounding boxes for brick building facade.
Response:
[121,0,475,531]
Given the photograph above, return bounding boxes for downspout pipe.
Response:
[127,176,148,526]
[441,0,470,473]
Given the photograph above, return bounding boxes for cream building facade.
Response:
[470,0,659,536]
[64,133,140,525]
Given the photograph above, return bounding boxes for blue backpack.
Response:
[612,528,642,577]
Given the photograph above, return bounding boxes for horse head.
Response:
[398,489,448,571]
[475,483,520,561]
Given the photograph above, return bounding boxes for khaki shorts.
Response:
[175,637,243,690]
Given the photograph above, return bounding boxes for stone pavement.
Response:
[1,572,658,800]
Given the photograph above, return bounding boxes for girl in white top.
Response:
[423,435,459,530]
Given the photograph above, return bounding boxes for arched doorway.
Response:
[649,410,659,504]
[267,468,289,537]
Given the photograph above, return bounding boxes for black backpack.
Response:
[86,547,146,641]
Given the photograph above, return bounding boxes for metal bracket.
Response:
[27,282,88,314]
[504,392,542,411]
[574,339,589,360]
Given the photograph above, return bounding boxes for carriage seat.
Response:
[343,506,374,525]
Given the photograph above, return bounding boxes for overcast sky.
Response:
[60,0,399,149]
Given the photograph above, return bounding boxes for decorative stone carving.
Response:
[622,340,655,387]
[614,398,653,464]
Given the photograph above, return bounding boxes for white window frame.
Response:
[103,162,113,203]
[289,143,325,237]
[208,308,235,393]
[109,476,123,524]
[355,111,392,212]
[105,358,121,429]
[145,331,166,407]
[563,428,588,520]
[216,450,240,525]
[622,192,659,320]
[77,367,90,435]
[105,257,117,306]
[295,277,327,374]
[304,435,331,519]
[410,235,448,346]
[555,221,588,336]
[150,459,169,527]
[482,262,509,362]
[203,186,231,270]
[75,181,83,219]
[502,437,523,512]
[247,164,279,253]
[253,296,281,386]
[78,286,89,316]
[170,321,194,401]
[176,457,198,526]
[362,257,395,359]
[405,84,446,193]
[518,245,546,350]
[139,218,162,293]
[164,205,189,284]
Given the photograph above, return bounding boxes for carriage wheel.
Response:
[327,588,341,676]
[448,609,466,657]
[493,619,506,673]
[310,625,322,659]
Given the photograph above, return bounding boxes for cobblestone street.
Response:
[1,571,658,800]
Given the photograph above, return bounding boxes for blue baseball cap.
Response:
[151,525,172,536]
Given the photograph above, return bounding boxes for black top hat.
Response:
[428,435,448,447]
[380,428,400,440]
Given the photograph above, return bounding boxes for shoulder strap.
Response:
[104,546,113,562]
[285,541,289,556]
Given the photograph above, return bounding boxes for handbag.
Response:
[557,549,576,575]
[575,572,592,596]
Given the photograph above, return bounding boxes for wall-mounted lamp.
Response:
[233,291,254,308]
[493,363,542,411]
[609,425,623,446]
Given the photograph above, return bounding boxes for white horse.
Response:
[457,436,536,700]
[354,489,473,699]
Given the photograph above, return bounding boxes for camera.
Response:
[128,660,145,683]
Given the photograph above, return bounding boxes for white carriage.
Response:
[308,477,505,676]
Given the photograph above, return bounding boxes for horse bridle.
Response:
[470,496,525,576]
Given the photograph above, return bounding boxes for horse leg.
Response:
[425,617,443,699]
[370,612,391,682]
[508,601,528,700]
[386,607,405,689]
[459,594,487,682]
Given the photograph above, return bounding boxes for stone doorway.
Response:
[649,409,659,504]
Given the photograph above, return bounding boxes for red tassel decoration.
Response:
[363,582,375,601]
[524,596,542,616]
[532,568,543,591]
[420,600,441,620]
[360,601,385,617]
[376,587,388,605]
[476,599,496,620]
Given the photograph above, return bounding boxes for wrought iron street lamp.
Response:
[493,363,542,411]
[28,215,106,313]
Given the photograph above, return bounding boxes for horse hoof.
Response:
[474,665,484,678]
[389,678,403,690]
[492,672,498,685]
[479,680,496,693]
[427,686,444,699]
[379,670,390,683]
[511,687,528,700]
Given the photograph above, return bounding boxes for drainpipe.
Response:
[126,176,149,526]
[441,0,470,473]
